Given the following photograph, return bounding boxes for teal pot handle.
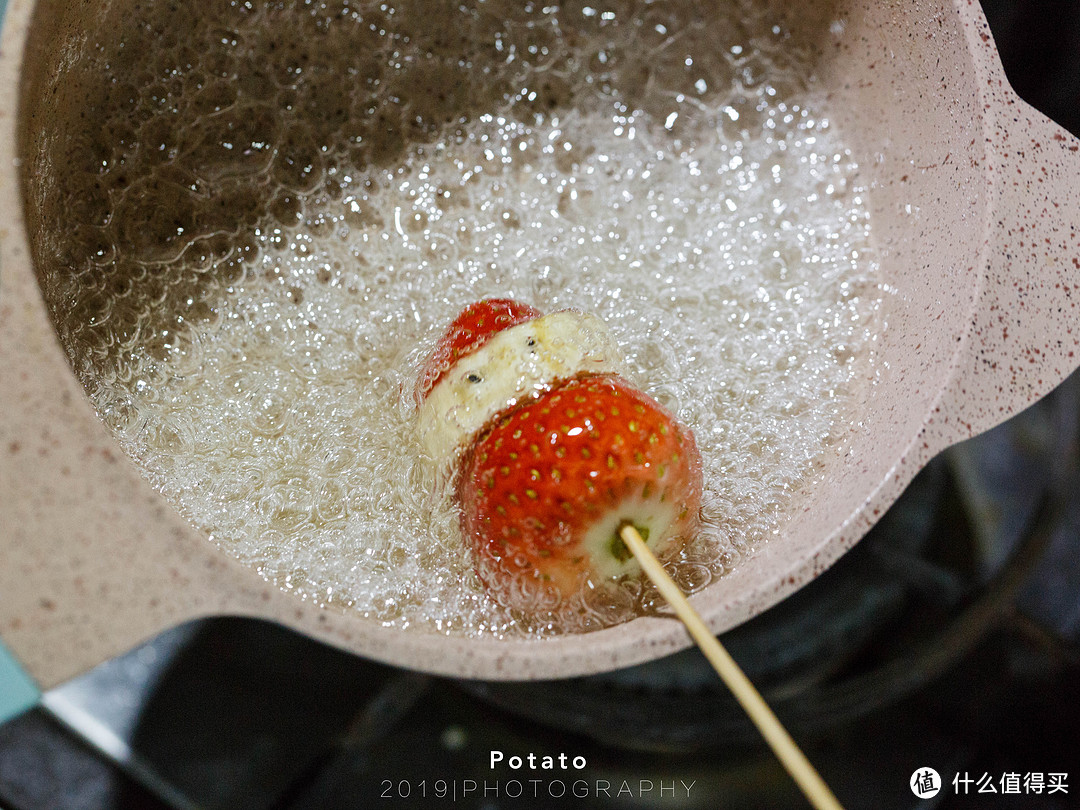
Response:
[0,638,40,723]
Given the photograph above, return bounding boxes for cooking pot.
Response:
[2,0,1079,694]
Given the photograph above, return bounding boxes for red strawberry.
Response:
[416,298,542,402]
[457,373,702,609]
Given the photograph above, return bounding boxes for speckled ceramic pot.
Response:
[2,0,1079,689]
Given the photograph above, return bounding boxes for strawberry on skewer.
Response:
[460,373,702,607]
[417,298,702,611]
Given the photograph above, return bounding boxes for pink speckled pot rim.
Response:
[2,0,1079,688]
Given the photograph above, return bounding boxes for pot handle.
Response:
[932,94,1080,450]
[0,640,40,723]
[0,235,281,692]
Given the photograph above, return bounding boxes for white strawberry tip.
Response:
[582,501,687,581]
[416,309,627,466]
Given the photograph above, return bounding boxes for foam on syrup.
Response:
[30,0,882,637]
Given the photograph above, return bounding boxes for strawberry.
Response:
[457,373,702,609]
[415,298,624,466]
[416,298,542,402]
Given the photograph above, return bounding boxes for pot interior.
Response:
[13,0,989,654]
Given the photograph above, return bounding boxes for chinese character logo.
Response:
[911,767,941,799]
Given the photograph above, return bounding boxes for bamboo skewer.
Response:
[619,524,845,810]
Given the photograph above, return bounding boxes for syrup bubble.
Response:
[29,0,882,637]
